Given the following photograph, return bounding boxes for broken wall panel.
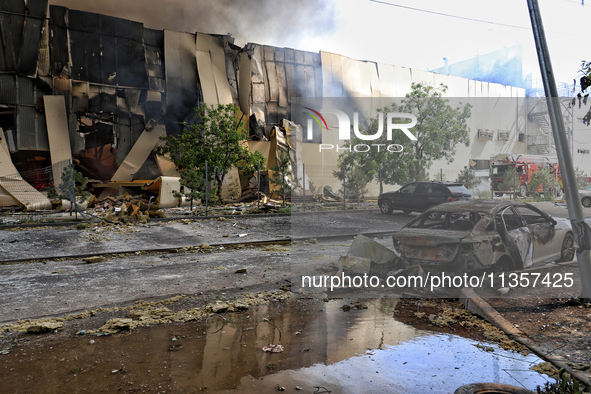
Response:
[17,0,48,76]
[67,10,148,88]
[110,124,165,181]
[49,6,69,77]
[43,95,72,188]
[164,30,200,136]
[0,139,51,210]
[0,0,25,72]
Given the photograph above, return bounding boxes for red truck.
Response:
[490,154,561,197]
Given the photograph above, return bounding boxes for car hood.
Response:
[392,228,472,263]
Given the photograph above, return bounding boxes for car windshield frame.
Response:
[405,209,488,231]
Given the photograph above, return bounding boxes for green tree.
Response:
[269,150,292,206]
[530,167,554,200]
[575,167,589,190]
[48,164,90,203]
[156,103,266,202]
[498,166,519,198]
[396,83,472,181]
[335,164,371,204]
[455,166,478,190]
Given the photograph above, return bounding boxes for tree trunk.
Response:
[216,173,226,202]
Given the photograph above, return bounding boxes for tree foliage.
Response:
[498,167,519,194]
[398,83,472,181]
[529,167,554,200]
[575,167,589,190]
[269,150,292,206]
[334,82,472,194]
[455,167,478,190]
[156,103,266,202]
[47,164,90,203]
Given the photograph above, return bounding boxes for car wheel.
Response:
[379,199,393,214]
[519,183,528,198]
[558,232,575,262]
[582,196,591,208]
[493,255,514,272]
[402,209,412,214]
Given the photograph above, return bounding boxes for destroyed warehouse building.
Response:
[1,1,550,211]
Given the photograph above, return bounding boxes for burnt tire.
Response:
[454,383,536,394]
[379,199,393,214]
[558,232,575,262]
[582,196,591,208]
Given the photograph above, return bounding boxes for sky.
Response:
[46,0,591,86]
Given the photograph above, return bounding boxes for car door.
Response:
[513,205,560,263]
[394,183,418,209]
[411,183,430,210]
[495,207,533,269]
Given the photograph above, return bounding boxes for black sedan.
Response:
[378,181,471,214]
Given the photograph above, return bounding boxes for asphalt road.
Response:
[0,201,588,324]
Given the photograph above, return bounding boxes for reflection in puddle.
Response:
[1,298,552,393]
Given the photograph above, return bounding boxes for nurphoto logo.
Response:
[303,107,417,153]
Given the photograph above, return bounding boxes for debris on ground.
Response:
[25,321,64,333]
[262,344,284,352]
[83,256,105,264]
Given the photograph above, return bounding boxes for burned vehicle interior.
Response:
[407,211,486,232]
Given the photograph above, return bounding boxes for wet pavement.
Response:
[0,298,552,394]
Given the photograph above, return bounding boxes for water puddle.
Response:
[1,298,552,393]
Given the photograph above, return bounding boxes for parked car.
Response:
[391,200,574,273]
[579,186,591,207]
[378,181,471,214]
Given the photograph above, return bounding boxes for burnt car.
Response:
[391,200,574,273]
[378,181,471,214]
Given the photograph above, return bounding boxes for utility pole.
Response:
[528,0,591,300]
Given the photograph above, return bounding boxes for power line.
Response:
[368,0,531,30]
[368,0,589,37]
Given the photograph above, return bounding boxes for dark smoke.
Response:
[47,0,337,49]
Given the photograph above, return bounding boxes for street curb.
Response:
[459,287,591,387]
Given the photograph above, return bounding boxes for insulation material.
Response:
[110,124,166,181]
[0,139,51,210]
[43,95,72,188]
[195,33,233,105]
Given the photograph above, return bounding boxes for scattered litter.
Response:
[237,234,248,237]
[77,330,86,335]
[262,245,290,252]
[212,266,227,270]
[262,344,284,353]
[235,268,247,273]
[476,344,495,352]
